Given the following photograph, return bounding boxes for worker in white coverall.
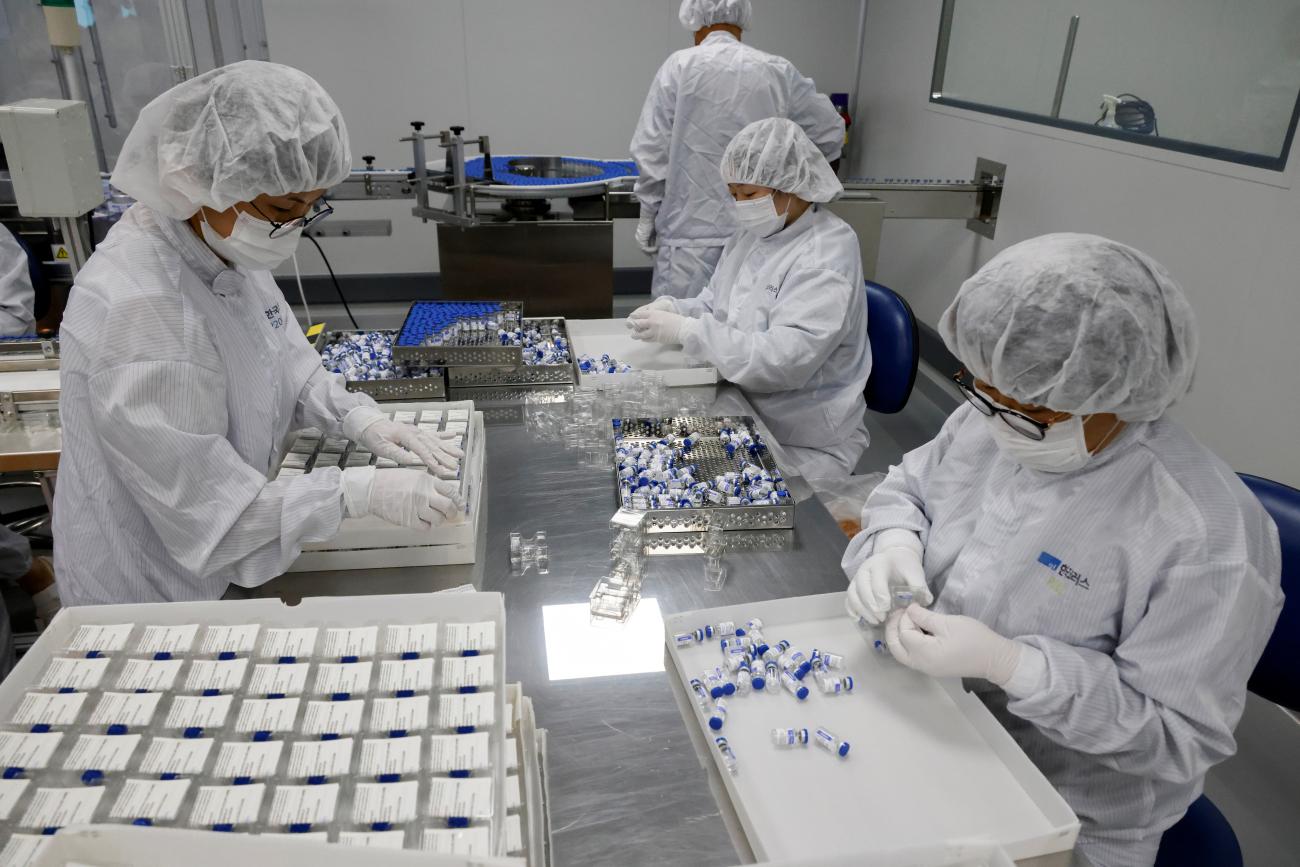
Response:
[630,0,845,299]
[54,62,464,606]
[844,233,1284,867]
[629,118,871,479]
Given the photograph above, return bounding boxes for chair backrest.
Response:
[863,280,920,414]
[1240,473,1300,711]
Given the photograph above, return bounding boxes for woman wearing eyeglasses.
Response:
[841,234,1283,867]
[54,62,463,605]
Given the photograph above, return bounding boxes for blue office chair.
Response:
[863,280,919,414]
[1155,473,1299,867]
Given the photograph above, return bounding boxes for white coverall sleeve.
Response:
[629,60,677,219]
[0,226,37,337]
[840,405,972,576]
[1003,555,1281,785]
[292,356,377,437]
[88,357,347,587]
[679,266,852,391]
[784,65,845,163]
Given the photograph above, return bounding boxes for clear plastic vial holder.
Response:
[508,531,549,575]
[702,516,727,591]
[858,588,916,655]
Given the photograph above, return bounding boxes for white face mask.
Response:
[200,209,303,270]
[733,193,788,238]
[984,412,1095,474]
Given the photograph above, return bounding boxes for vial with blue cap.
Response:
[714,736,738,775]
[708,699,728,731]
[771,727,810,748]
[764,662,780,693]
[814,727,851,758]
[780,671,809,701]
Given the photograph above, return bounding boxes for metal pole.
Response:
[54,217,92,275]
[86,2,118,129]
[204,0,225,68]
[844,0,869,176]
[932,0,956,98]
[1051,16,1080,119]
[49,46,70,99]
[73,47,109,172]
[161,0,198,81]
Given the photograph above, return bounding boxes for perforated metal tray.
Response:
[443,318,575,387]
[316,329,447,401]
[614,415,795,533]
[392,300,526,366]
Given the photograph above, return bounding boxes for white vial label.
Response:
[259,628,318,659]
[0,731,62,769]
[338,831,406,849]
[12,691,86,726]
[270,783,339,825]
[301,699,365,736]
[235,697,300,733]
[288,738,353,779]
[139,737,214,776]
[189,784,265,826]
[368,696,429,733]
[437,692,495,729]
[321,626,378,659]
[359,736,421,776]
[249,663,310,696]
[88,691,162,727]
[379,658,435,693]
[0,779,31,820]
[166,693,233,729]
[200,624,259,655]
[115,658,183,692]
[185,658,249,693]
[384,623,438,655]
[67,623,133,653]
[438,655,495,690]
[63,734,140,772]
[135,624,199,655]
[38,656,109,690]
[442,621,496,652]
[352,780,419,823]
[421,827,491,856]
[19,786,104,829]
[0,834,46,867]
[428,732,490,772]
[313,661,373,695]
[427,778,493,819]
[215,741,283,778]
[110,778,191,821]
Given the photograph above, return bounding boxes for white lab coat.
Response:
[53,204,374,605]
[673,205,870,478]
[843,404,1284,867]
[630,31,845,298]
[0,223,37,336]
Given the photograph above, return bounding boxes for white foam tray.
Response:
[566,318,718,387]
[663,593,1079,864]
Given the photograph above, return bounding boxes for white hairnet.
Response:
[940,233,1198,422]
[111,61,351,220]
[720,117,843,203]
[679,0,752,31]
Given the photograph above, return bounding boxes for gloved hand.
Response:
[635,212,658,255]
[845,529,932,625]
[627,308,687,345]
[885,604,1022,686]
[628,296,676,321]
[343,406,462,476]
[341,466,464,530]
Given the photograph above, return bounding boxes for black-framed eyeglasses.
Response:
[252,199,334,239]
[951,369,1060,441]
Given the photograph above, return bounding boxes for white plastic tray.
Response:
[566,319,718,387]
[663,593,1079,864]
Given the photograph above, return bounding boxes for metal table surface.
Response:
[252,387,854,866]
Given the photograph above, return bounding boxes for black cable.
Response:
[305,233,358,329]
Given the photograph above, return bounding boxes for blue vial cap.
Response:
[388,730,407,739]
[795,662,812,680]
[448,769,471,779]
[41,828,58,836]
[401,651,419,660]
[446,817,470,829]
[218,652,237,661]
[709,685,724,700]
[722,682,736,696]
[838,742,851,757]
[153,652,173,661]
[81,770,103,785]
[106,724,128,736]
[460,649,480,657]
[753,643,770,658]
[213,823,234,833]
[278,656,296,665]
[233,776,253,786]
[134,689,149,694]
[320,733,340,741]
[252,731,271,742]
[30,724,51,734]
[395,689,415,699]
[751,675,766,690]
[289,824,312,834]
[3,767,23,779]
[455,725,476,735]
[266,693,286,700]
[340,655,359,664]
[183,727,204,739]
[86,651,103,659]
[57,687,75,694]
[202,688,220,697]
[734,627,747,637]
[371,822,391,832]
[796,686,809,700]
[708,717,723,731]
[307,775,327,786]
[457,686,478,694]
[377,773,401,783]
[132,818,153,826]
[331,692,351,702]
[160,773,179,781]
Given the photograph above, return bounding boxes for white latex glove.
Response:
[628,296,676,322]
[343,406,462,476]
[845,529,933,625]
[886,604,1022,686]
[341,466,464,530]
[627,308,686,345]
[635,212,658,254]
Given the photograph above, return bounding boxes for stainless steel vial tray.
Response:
[316,329,448,401]
[393,300,528,366]
[444,318,575,388]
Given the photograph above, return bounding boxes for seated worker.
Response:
[628,117,870,479]
[0,223,37,336]
[843,234,1284,867]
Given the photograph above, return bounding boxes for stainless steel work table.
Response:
[252,387,854,866]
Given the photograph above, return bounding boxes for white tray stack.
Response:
[663,593,1079,865]
[0,594,552,867]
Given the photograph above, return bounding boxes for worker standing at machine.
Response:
[53,62,464,606]
[628,118,870,479]
[844,234,1283,867]
[631,0,846,300]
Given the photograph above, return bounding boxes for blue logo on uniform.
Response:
[1037,551,1088,590]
